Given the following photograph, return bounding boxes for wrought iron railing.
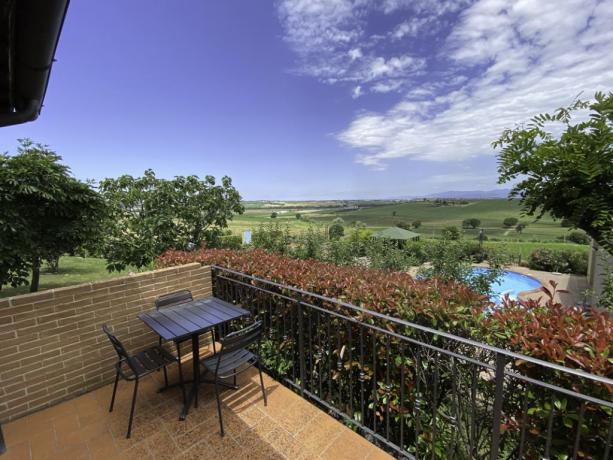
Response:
[211,266,613,459]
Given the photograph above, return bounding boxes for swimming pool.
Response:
[471,267,541,304]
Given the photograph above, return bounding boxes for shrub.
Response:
[528,249,588,274]
[328,222,344,240]
[462,218,481,229]
[441,225,460,240]
[412,220,422,229]
[217,234,242,250]
[566,230,590,245]
[503,217,518,227]
[295,213,301,220]
[270,211,277,218]
[252,222,291,254]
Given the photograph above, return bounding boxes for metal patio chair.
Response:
[201,320,267,436]
[102,324,185,438]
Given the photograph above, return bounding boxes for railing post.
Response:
[297,294,306,396]
[490,353,507,460]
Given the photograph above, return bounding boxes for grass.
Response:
[0,256,131,299]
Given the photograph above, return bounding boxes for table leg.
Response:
[192,333,200,408]
[179,333,200,420]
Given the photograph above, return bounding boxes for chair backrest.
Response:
[219,321,263,356]
[102,324,131,362]
[155,289,193,310]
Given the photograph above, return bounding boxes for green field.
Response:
[0,256,130,299]
[230,199,585,243]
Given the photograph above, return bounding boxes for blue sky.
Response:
[1,0,612,199]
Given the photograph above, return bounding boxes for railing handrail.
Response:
[211,265,613,388]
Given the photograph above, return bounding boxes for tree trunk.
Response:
[30,256,41,293]
[48,256,60,273]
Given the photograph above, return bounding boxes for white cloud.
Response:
[352,85,363,98]
[277,0,432,93]
[338,0,613,168]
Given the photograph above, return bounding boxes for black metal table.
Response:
[139,296,250,420]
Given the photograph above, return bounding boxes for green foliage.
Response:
[364,239,416,272]
[598,273,613,311]
[417,240,504,296]
[515,222,526,234]
[560,218,572,227]
[328,221,345,240]
[502,217,518,227]
[528,248,588,274]
[566,230,589,245]
[412,220,422,229]
[462,218,481,229]
[292,225,327,260]
[98,169,242,271]
[441,225,460,240]
[495,92,613,253]
[252,222,292,254]
[216,234,243,250]
[0,139,107,291]
[295,213,301,220]
[396,221,411,230]
[270,211,278,218]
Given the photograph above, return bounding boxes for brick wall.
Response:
[0,263,212,423]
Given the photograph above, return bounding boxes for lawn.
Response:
[0,256,131,299]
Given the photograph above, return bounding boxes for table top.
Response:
[139,297,250,341]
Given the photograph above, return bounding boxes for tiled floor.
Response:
[2,365,392,460]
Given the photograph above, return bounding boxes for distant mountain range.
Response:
[424,189,511,199]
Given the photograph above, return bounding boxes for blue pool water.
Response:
[471,267,541,304]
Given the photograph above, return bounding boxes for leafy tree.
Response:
[396,221,411,230]
[560,218,572,227]
[99,169,242,271]
[441,225,460,240]
[295,213,301,220]
[392,211,397,217]
[0,139,107,291]
[515,222,527,234]
[462,218,481,229]
[328,221,345,240]
[270,211,278,219]
[502,217,518,228]
[495,92,613,253]
[412,220,422,229]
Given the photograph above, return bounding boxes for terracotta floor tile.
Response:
[117,440,153,460]
[28,428,57,460]
[2,368,391,460]
[1,441,30,460]
[320,430,378,460]
[205,431,244,458]
[294,413,342,456]
[86,429,119,460]
[173,439,216,460]
[144,430,181,460]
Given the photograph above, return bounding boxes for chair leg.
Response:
[162,366,169,388]
[214,380,224,437]
[126,378,139,439]
[109,370,120,412]
[258,365,267,406]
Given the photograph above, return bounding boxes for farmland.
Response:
[229,199,587,244]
